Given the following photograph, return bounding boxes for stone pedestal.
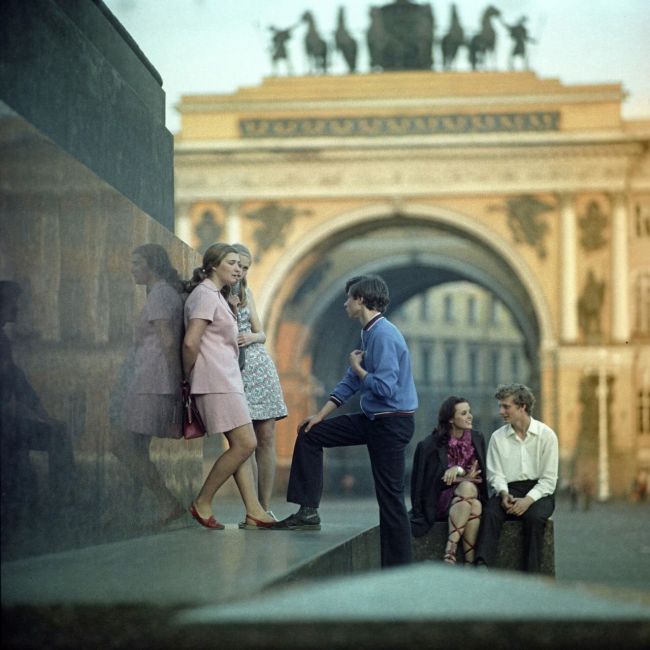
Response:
[412,519,555,575]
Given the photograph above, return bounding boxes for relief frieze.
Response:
[240,111,560,138]
[578,270,606,343]
[502,194,554,259]
[245,202,312,260]
[578,200,608,251]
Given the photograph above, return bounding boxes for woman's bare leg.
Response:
[233,456,274,522]
[462,500,482,563]
[444,480,479,563]
[253,418,276,511]
[193,423,256,518]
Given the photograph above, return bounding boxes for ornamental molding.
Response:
[174,150,635,201]
[175,133,648,154]
[177,91,624,115]
[239,111,560,138]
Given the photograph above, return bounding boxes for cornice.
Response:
[173,153,635,201]
[176,91,623,115]
[175,131,649,154]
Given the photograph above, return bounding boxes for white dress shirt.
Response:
[486,417,559,502]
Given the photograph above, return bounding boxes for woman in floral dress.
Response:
[233,244,288,512]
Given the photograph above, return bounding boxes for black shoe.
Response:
[271,511,321,530]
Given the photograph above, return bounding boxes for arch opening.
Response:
[267,209,552,495]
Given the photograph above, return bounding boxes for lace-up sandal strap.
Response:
[443,540,458,564]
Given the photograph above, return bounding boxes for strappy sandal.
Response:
[444,540,458,564]
[444,509,464,564]
[238,513,274,529]
[462,511,481,564]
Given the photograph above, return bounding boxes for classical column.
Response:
[174,201,194,247]
[559,194,578,342]
[611,194,630,342]
[224,201,242,244]
[596,349,610,501]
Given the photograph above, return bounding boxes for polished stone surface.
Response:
[0,0,174,228]
[1,499,380,606]
[0,107,202,563]
[3,499,650,649]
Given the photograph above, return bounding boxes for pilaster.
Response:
[559,193,578,342]
[611,193,630,342]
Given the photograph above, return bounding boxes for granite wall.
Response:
[0,1,202,559]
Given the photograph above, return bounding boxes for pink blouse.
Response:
[184,279,244,395]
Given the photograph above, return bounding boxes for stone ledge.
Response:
[267,527,382,590]
[413,519,555,575]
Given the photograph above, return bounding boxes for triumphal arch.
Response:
[174,70,650,498]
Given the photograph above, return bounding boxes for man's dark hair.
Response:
[346,275,390,313]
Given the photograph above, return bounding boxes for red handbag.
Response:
[182,381,206,440]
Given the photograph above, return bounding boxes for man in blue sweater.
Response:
[272,276,418,567]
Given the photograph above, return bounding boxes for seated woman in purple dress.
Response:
[409,396,487,564]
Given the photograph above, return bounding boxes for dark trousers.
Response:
[286,413,414,568]
[475,480,555,573]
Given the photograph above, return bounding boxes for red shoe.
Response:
[238,513,274,529]
[189,503,224,530]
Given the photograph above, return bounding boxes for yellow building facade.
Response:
[174,71,650,498]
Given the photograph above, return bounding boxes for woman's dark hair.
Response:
[133,244,183,292]
[345,275,390,313]
[185,242,239,294]
[433,395,470,447]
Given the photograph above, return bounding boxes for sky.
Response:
[103,0,650,134]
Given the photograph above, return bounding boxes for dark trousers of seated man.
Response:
[475,479,555,572]
[287,413,414,568]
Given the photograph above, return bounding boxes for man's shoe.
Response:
[271,511,321,530]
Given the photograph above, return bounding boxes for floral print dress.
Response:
[237,297,288,421]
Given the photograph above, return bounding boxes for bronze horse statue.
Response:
[334,7,357,73]
[301,10,328,74]
[441,3,464,70]
[468,5,500,70]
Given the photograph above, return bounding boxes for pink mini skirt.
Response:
[194,392,251,435]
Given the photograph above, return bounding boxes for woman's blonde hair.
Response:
[232,243,252,308]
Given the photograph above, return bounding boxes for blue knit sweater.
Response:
[329,315,418,419]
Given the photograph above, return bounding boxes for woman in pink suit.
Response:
[183,243,274,529]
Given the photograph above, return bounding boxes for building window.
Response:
[639,390,650,435]
[467,295,478,325]
[419,294,430,321]
[635,202,650,238]
[490,348,501,385]
[635,273,650,336]
[392,304,406,321]
[445,346,456,385]
[444,294,454,323]
[421,346,432,384]
[510,350,520,380]
[489,297,499,325]
[468,348,479,386]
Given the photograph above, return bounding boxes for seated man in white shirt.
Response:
[475,383,558,572]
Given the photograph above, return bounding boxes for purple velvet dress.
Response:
[436,429,478,517]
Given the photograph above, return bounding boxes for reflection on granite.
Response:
[0,110,203,560]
